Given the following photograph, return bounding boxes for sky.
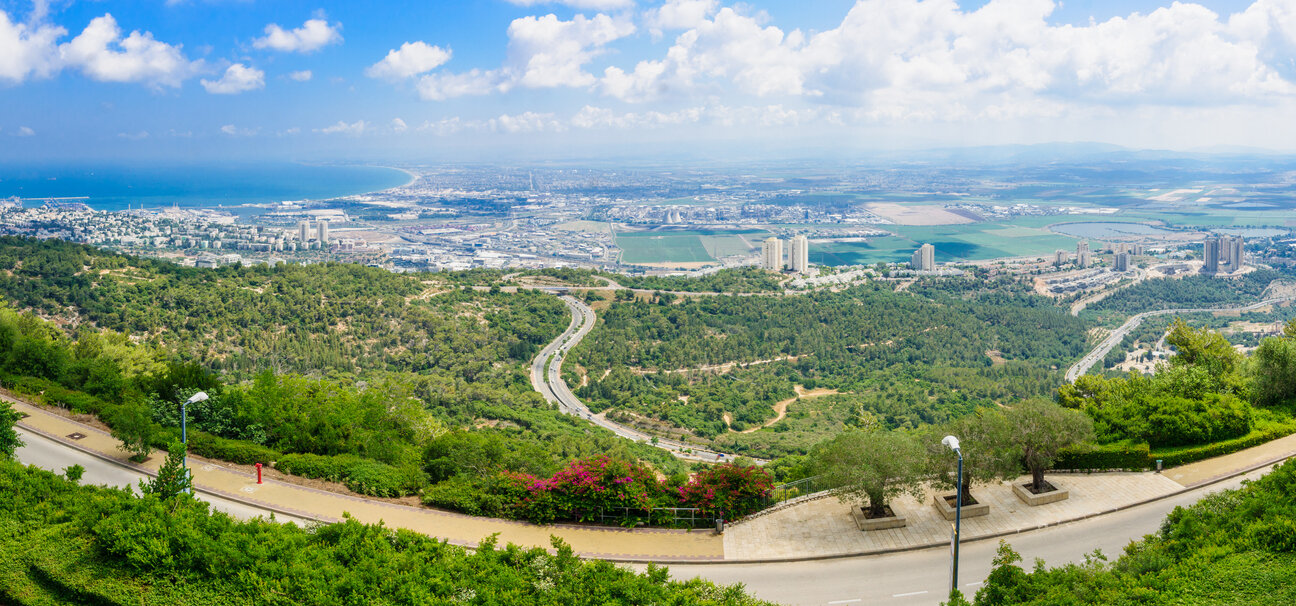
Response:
[2,0,1294,162]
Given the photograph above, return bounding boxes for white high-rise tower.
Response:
[790,235,810,273]
[762,237,784,271]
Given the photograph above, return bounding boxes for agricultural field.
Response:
[614,228,769,265]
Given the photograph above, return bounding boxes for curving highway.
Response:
[530,294,762,464]
[1064,296,1296,383]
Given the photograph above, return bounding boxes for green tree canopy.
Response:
[812,429,926,518]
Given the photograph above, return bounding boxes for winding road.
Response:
[1064,295,1296,383]
[530,294,762,463]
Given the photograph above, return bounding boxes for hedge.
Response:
[274,453,422,498]
[1151,421,1296,468]
[1054,441,1151,471]
[185,431,280,466]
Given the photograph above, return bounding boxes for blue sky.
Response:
[1,0,1290,161]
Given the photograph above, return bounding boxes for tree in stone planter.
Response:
[812,429,926,518]
[922,410,1018,505]
[1002,399,1094,493]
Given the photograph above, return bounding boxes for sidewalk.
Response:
[8,399,723,562]
[10,395,1296,563]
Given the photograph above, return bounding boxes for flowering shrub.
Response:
[677,464,774,520]
[507,456,666,525]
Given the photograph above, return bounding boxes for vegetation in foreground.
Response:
[963,458,1296,605]
[0,458,773,606]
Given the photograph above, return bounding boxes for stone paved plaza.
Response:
[724,472,1184,560]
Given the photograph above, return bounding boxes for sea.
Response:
[0,163,411,213]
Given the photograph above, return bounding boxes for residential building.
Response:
[910,243,935,271]
[1203,237,1221,273]
[790,235,810,273]
[1114,252,1130,272]
[299,220,311,242]
[1226,236,1244,271]
[762,237,784,271]
[318,219,331,244]
[1076,240,1091,268]
[1054,249,1069,267]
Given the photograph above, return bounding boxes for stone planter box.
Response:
[933,493,989,521]
[1013,480,1070,506]
[851,506,906,531]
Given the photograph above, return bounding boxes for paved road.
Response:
[660,466,1268,605]
[1064,296,1296,383]
[13,428,311,525]
[531,294,760,463]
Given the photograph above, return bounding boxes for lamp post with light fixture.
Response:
[182,392,209,494]
[942,435,964,595]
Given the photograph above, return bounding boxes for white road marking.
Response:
[827,600,861,605]
[892,591,929,598]
[966,582,983,587]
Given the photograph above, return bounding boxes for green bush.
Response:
[1152,421,1296,467]
[185,431,279,466]
[275,453,422,498]
[1054,441,1150,471]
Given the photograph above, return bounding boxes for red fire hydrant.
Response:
[256,462,263,484]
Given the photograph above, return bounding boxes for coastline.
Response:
[376,165,418,189]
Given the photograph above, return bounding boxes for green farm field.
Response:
[614,228,768,264]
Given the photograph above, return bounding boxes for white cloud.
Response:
[365,41,451,80]
[592,0,1296,121]
[390,12,635,100]
[253,18,342,54]
[117,130,149,140]
[645,0,718,35]
[508,13,636,88]
[315,120,367,136]
[391,117,407,132]
[16,126,35,136]
[505,1,636,10]
[0,9,65,83]
[288,69,312,81]
[220,124,257,136]
[201,63,264,94]
[416,69,509,100]
[59,14,202,88]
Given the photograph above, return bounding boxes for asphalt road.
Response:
[13,428,311,525]
[1064,296,1296,383]
[657,466,1267,606]
[532,294,756,463]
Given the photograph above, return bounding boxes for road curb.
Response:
[689,453,1294,566]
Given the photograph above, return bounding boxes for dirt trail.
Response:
[727,385,840,434]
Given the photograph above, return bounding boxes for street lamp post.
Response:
[182,392,209,494]
[942,435,964,597]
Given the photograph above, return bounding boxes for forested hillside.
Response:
[1083,270,1292,325]
[0,237,691,512]
[572,277,1089,454]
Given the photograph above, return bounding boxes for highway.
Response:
[659,466,1268,605]
[530,294,760,463]
[12,428,311,525]
[1064,295,1296,383]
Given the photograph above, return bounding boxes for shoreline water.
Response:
[0,163,412,213]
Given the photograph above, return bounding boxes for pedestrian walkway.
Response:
[724,473,1183,561]
[9,394,1296,563]
[7,398,723,562]
[1163,432,1296,487]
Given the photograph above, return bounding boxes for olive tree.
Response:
[923,409,1018,504]
[1002,399,1094,493]
[812,430,926,518]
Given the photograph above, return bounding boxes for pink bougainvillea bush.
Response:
[676,463,774,520]
[509,455,666,524]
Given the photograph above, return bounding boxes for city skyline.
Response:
[3,0,1295,161]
